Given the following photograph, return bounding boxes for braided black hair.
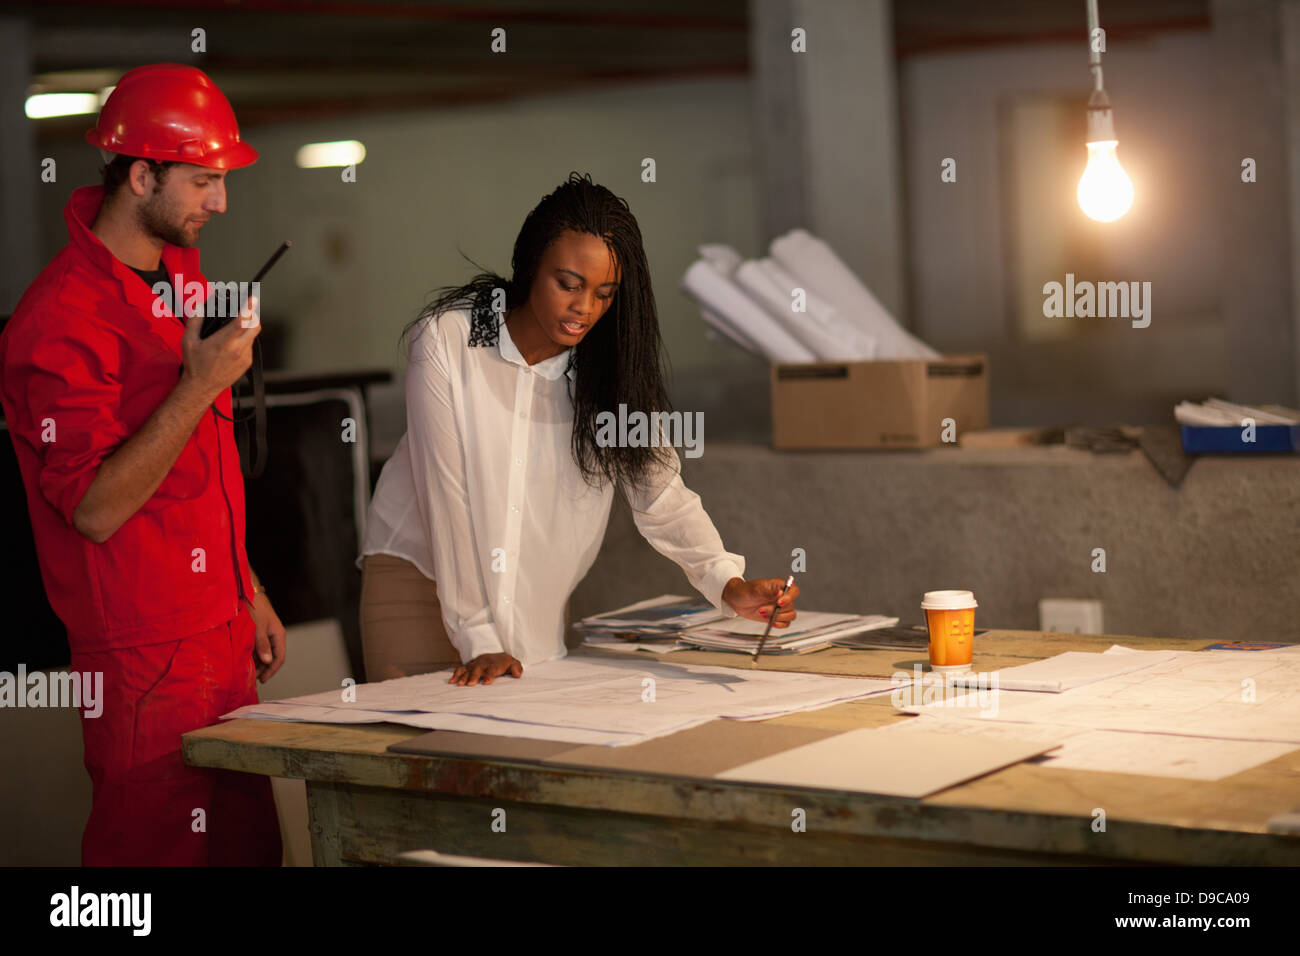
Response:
[401,172,674,493]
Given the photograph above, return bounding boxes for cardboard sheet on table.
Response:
[539,720,844,777]
[715,727,1061,798]
[388,731,578,763]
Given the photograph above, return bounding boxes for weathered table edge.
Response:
[182,630,1300,866]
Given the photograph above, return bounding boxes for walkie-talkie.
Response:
[200,240,291,338]
[205,240,291,478]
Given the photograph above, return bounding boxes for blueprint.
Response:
[223,655,897,746]
[882,712,1297,780]
[901,647,1300,745]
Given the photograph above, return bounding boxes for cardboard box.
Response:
[771,354,989,450]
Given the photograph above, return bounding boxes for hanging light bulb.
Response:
[1078,94,1134,221]
[1077,0,1133,222]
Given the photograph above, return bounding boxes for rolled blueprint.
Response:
[770,228,939,360]
[681,257,816,363]
[736,257,877,360]
[699,305,763,354]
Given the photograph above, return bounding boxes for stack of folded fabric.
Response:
[681,228,940,362]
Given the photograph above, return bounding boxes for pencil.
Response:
[752,574,795,663]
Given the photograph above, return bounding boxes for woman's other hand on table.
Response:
[449,653,523,686]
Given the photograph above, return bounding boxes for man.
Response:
[0,63,284,866]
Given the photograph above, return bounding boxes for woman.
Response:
[358,172,798,687]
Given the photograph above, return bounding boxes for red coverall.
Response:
[0,185,281,866]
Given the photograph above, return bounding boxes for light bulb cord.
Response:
[1087,0,1104,90]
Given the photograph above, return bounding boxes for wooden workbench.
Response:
[181,629,1300,866]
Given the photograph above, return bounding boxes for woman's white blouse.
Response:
[358,307,745,667]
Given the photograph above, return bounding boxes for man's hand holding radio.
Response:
[73,295,261,544]
[180,294,261,402]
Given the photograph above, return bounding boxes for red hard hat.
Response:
[86,63,257,169]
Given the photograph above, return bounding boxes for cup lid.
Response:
[921,589,978,610]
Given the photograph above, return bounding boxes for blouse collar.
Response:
[497,321,573,381]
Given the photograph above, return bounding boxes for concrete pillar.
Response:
[0,16,40,314]
[1283,0,1300,406]
[749,0,908,320]
[1211,0,1297,405]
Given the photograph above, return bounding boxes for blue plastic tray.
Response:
[1180,424,1300,453]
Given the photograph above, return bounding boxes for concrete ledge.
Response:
[571,443,1299,643]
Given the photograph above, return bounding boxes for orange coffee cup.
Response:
[921,590,978,674]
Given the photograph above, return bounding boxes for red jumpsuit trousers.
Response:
[70,605,283,866]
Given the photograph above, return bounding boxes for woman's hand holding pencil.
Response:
[722,576,800,628]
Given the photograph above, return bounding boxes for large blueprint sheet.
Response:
[225,655,896,746]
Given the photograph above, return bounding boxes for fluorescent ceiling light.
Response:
[296,140,366,168]
[25,92,99,119]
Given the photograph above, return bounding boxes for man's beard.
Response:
[136,187,194,248]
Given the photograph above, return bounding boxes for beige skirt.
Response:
[359,552,463,682]
[359,552,573,682]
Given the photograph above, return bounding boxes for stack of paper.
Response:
[575,594,724,654]
[678,611,898,655]
[223,656,899,746]
[1174,397,1300,426]
[577,595,898,656]
[579,633,682,655]
[574,594,726,639]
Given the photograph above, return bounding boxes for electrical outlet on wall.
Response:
[1039,598,1104,634]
